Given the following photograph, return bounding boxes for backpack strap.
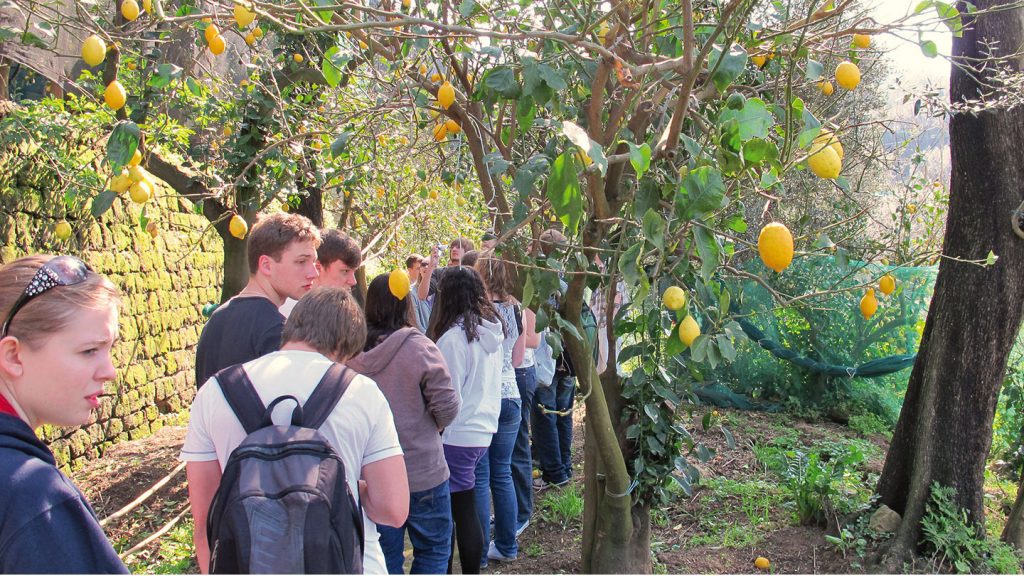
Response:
[215,364,265,435]
[302,363,357,430]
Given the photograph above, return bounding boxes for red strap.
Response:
[0,394,18,417]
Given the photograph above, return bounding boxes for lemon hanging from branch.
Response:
[82,35,106,67]
[678,315,701,347]
[807,145,841,179]
[835,61,861,90]
[758,222,794,273]
[234,3,255,28]
[860,288,878,319]
[437,81,455,109]
[879,274,896,295]
[104,80,127,110]
[662,286,687,311]
[229,214,248,239]
[121,0,140,21]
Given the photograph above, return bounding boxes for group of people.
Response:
[0,211,579,574]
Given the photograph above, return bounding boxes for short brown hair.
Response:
[246,213,322,274]
[450,237,475,251]
[319,229,361,269]
[0,255,120,348]
[475,255,516,301]
[406,254,424,269]
[282,287,366,362]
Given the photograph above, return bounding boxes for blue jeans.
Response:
[512,366,537,528]
[532,372,575,483]
[474,398,520,559]
[378,479,453,574]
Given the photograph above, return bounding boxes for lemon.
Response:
[128,165,147,182]
[82,35,107,67]
[142,0,151,11]
[817,80,834,95]
[104,80,127,110]
[129,180,152,203]
[906,203,917,214]
[389,269,411,299]
[359,40,368,50]
[852,33,871,49]
[209,34,226,55]
[402,0,411,7]
[234,3,255,28]
[758,222,794,273]
[253,27,264,39]
[244,32,256,46]
[678,315,701,347]
[430,72,442,83]
[429,190,439,200]
[807,145,841,179]
[812,129,843,159]
[110,170,132,193]
[754,557,770,570]
[860,288,878,319]
[204,23,220,44]
[121,0,140,20]
[835,61,861,90]
[433,123,448,141]
[437,81,455,109]
[456,196,467,207]
[662,286,687,311]
[597,21,610,43]
[750,54,767,68]
[55,220,73,241]
[419,64,428,75]
[879,274,896,295]
[129,148,143,166]
[376,186,386,198]
[445,118,461,134]
[293,53,303,63]
[229,214,248,239]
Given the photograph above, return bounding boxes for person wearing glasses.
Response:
[0,255,128,573]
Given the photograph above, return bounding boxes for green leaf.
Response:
[709,43,748,93]
[91,190,117,218]
[933,2,963,37]
[513,154,549,199]
[677,166,727,219]
[986,250,999,266]
[725,214,747,233]
[919,39,938,58]
[484,67,521,98]
[805,58,823,81]
[522,274,535,308]
[627,142,651,180]
[721,426,736,449]
[537,63,567,91]
[458,0,478,17]
[618,242,644,289]
[185,77,204,97]
[105,121,140,173]
[516,96,536,131]
[561,120,607,176]
[742,138,775,164]
[546,151,583,235]
[798,108,821,149]
[812,233,835,250]
[545,330,562,358]
[664,326,686,356]
[693,226,720,282]
[913,0,935,13]
[147,63,182,89]
[330,131,354,158]
[311,0,334,22]
[716,334,736,361]
[642,208,666,251]
[321,46,352,88]
[719,97,773,142]
[484,152,511,175]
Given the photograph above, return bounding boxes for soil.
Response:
[72,408,879,574]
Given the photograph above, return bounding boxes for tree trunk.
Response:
[875,1,1024,566]
[220,234,248,302]
[1002,473,1024,548]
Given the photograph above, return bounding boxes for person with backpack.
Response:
[347,274,459,575]
[472,255,524,565]
[427,267,504,575]
[181,287,409,574]
[0,255,128,573]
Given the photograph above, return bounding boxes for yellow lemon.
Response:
[812,129,843,159]
[817,80,834,95]
[906,203,917,214]
[597,21,610,43]
[662,286,687,311]
[807,145,841,179]
[55,220,73,241]
[445,118,461,134]
[433,123,448,141]
[128,165,147,182]
[835,61,861,90]
[104,80,127,110]
[253,26,264,39]
[754,557,770,570]
[209,34,226,55]
[419,64,428,75]
[110,170,132,193]
[128,148,143,166]
[437,81,455,109]
[376,186,386,198]
[142,0,151,11]
[389,269,411,299]
[359,40,368,50]
[402,0,411,7]
[430,72,442,83]
[82,35,107,67]
[750,54,767,68]
[678,315,701,347]
[244,32,256,46]
[234,3,255,28]
[456,195,467,207]
[879,274,896,295]
[852,33,871,49]
[121,0,140,21]
[229,214,248,239]
[860,289,878,319]
[129,179,152,203]
[758,222,794,273]
[204,23,220,44]
[293,53,303,63]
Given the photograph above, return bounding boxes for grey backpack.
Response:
[206,363,364,574]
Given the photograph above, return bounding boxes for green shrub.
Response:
[920,482,1023,574]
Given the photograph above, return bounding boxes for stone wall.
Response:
[1,159,223,471]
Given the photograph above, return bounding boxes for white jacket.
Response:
[437,317,504,447]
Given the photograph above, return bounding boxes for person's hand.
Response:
[428,245,441,269]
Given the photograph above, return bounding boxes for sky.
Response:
[870,0,953,89]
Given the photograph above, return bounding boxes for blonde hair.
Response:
[282,287,366,362]
[0,255,120,348]
[475,255,516,302]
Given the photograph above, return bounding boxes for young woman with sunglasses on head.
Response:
[0,255,127,573]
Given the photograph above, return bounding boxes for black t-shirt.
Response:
[194,296,284,388]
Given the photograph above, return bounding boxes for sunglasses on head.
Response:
[1,256,92,338]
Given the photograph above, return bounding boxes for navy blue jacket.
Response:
[0,413,128,573]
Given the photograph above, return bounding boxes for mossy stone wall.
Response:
[1,176,223,471]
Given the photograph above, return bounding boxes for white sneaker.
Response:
[487,542,517,562]
[515,519,530,537]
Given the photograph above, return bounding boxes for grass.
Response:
[123,518,197,574]
[539,483,584,527]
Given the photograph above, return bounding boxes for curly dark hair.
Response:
[427,266,500,343]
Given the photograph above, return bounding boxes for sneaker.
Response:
[487,542,517,562]
[515,519,530,537]
[532,477,569,491]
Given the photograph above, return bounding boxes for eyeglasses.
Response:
[1,256,92,338]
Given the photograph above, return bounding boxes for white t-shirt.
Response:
[279,297,298,318]
[180,350,403,574]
